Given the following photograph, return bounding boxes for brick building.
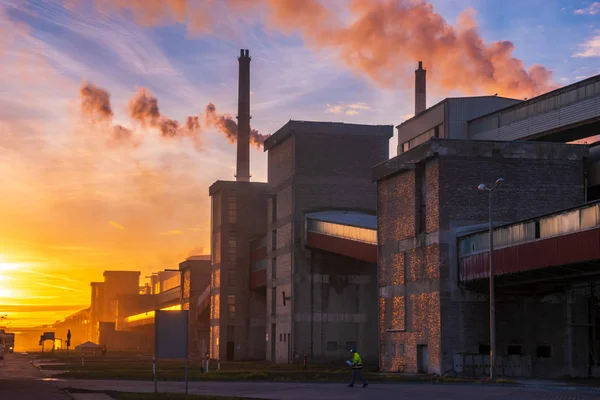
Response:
[374,138,588,375]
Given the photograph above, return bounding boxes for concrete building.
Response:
[88,271,140,342]
[375,139,589,375]
[397,96,521,155]
[180,255,212,356]
[208,180,268,360]
[263,120,393,363]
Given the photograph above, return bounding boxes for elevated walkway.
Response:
[305,210,377,263]
[459,201,600,293]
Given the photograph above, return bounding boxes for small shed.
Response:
[74,341,100,355]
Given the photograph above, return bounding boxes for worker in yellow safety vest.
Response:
[348,348,368,388]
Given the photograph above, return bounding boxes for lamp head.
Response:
[495,178,504,185]
[477,184,488,191]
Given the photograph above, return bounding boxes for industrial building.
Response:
[207,49,392,363]
[203,49,600,378]
[376,67,600,377]
[44,50,600,379]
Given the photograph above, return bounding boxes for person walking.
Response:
[348,348,368,388]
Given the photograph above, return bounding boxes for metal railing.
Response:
[459,202,600,257]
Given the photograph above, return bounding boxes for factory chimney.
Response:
[236,49,251,182]
[415,61,426,115]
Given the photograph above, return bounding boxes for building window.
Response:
[227,295,235,319]
[507,345,522,356]
[272,194,277,223]
[228,237,236,263]
[391,344,396,356]
[283,334,287,342]
[402,142,409,153]
[228,194,237,224]
[327,341,337,351]
[271,287,276,315]
[271,258,277,279]
[536,345,552,358]
[398,344,405,355]
[279,333,283,342]
[212,192,221,228]
[346,342,356,351]
[227,270,236,287]
[271,230,277,251]
[212,234,221,265]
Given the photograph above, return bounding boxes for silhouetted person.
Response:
[348,348,367,388]
[101,345,106,356]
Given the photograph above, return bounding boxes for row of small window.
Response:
[306,219,377,244]
[279,333,290,342]
[227,295,235,320]
[400,124,442,154]
[459,204,600,257]
[229,194,237,224]
[326,341,357,351]
[469,80,600,135]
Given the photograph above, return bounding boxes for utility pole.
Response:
[478,177,504,382]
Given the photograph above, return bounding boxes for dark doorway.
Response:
[271,324,276,362]
[226,341,234,361]
[417,345,428,373]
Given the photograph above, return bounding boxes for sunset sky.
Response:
[0,0,599,327]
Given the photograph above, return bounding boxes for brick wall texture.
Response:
[377,140,587,376]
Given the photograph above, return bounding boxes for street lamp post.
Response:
[478,177,504,382]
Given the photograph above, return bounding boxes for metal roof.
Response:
[264,120,393,151]
[305,210,376,230]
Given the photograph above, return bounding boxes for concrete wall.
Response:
[209,181,268,361]
[376,139,589,376]
[267,122,391,364]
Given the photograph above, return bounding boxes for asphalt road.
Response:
[5,352,600,399]
[57,378,600,400]
[0,353,69,400]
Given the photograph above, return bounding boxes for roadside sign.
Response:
[154,309,189,395]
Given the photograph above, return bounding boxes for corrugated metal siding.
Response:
[447,97,521,139]
[396,102,445,149]
[459,227,600,281]
[470,95,600,141]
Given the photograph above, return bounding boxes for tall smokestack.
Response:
[415,61,426,115]
[236,49,251,182]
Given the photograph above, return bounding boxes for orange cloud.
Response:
[109,221,125,230]
[87,0,557,98]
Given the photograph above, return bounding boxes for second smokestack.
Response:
[415,61,426,115]
[236,49,251,182]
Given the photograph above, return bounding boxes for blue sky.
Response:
[0,0,599,325]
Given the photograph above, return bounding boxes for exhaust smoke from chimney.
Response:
[415,61,426,115]
[236,48,251,182]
